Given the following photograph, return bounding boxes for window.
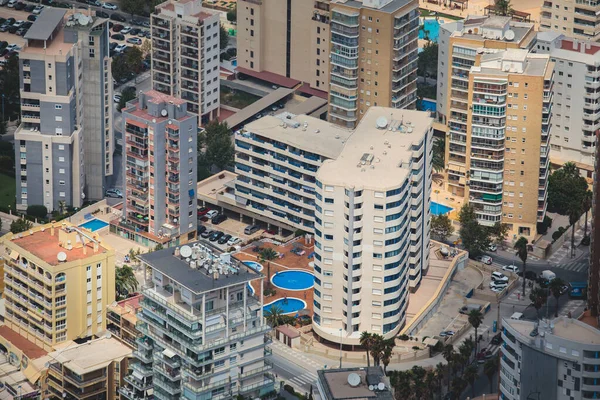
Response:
[55,104,62,110]
[58,157,65,162]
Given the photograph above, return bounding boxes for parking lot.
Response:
[198,208,265,251]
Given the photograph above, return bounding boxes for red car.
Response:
[197,207,210,217]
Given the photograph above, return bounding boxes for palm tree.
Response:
[360,331,373,367]
[435,362,445,399]
[549,277,567,317]
[514,236,529,296]
[468,309,484,355]
[432,137,445,174]
[369,334,385,366]
[264,304,285,327]
[259,247,278,289]
[442,344,455,392]
[464,364,479,399]
[381,338,395,374]
[411,366,427,399]
[424,370,437,400]
[58,200,67,215]
[483,358,498,394]
[583,190,593,240]
[563,161,579,177]
[494,0,512,15]
[529,287,548,321]
[115,265,138,300]
[451,376,467,399]
[458,342,472,372]
[568,201,582,258]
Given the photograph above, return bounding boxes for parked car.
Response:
[227,236,241,246]
[517,270,537,280]
[209,231,224,242]
[197,225,207,235]
[502,264,519,273]
[197,206,210,217]
[476,255,493,265]
[211,214,227,225]
[7,25,19,34]
[109,42,118,51]
[6,44,20,52]
[488,243,497,252]
[96,10,109,18]
[120,26,132,34]
[489,281,508,291]
[110,13,126,22]
[0,0,9,6]
[111,33,125,40]
[129,28,140,35]
[112,24,124,32]
[205,210,219,219]
[105,188,122,198]
[14,2,25,10]
[126,37,142,45]
[138,30,148,37]
[491,271,508,283]
[244,224,260,235]
[0,41,7,50]
[218,234,232,245]
[201,229,212,239]
[7,0,17,7]
[16,27,27,36]
[459,304,482,315]
[23,3,34,11]
[32,5,44,14]
[27,14,37,22]
[101,1,117,9]
[490,333,502,345]
[113,93,122,103]
[114,44,127,52]
[439,330,455,337]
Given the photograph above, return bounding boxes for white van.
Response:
[510,312,523,320]
[540,270,556,282]
[491,271,508,283]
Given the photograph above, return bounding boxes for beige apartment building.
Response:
[1,222,116,351]
[437,16,552,239]
[540,0,600,42]
[237,0,419,128]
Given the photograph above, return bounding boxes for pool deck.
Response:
[235,239,315,314]
[432,175,463,221]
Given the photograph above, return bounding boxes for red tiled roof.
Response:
[297,83,328,99]
[145,90,187,106]
[0,325,47,360]
[117,293,143,310]
[276,324,300,339]
[236,67,300,88]
[561,39,600,55]
[126,119,148,129]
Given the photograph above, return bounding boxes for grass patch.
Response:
[419,8,464,20]
[0,174,16,210]
[220,87,260,109]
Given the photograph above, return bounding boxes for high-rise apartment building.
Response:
[121,242,273,400]
[589,131,600,317]
[1,222,116,351]
[151,0,220,123]
[115,90,197,248]
[233,113,352,234]
[438,16,552,239]
[106,293,142,349]
[44,337,131,400]
[15,9,113,211]
[237,0,419,129]
[312,107,433,344]
[500,316,600,400]
[534,32,599,171]
[540,0,600,42]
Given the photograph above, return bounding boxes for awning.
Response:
[23,364,42,385]
[163,348,176,358]
[9,250,19,260]
[132,370,144,381]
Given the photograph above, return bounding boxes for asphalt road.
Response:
[271,351,318,395]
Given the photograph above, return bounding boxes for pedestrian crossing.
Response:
[287,372,318,390]
[556,260,588,272]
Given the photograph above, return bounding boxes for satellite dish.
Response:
[105,331,112,339]
[57,252,67,262]
[78,14,90,25]
[375,116,388,129]
[377,382,385,391]
[504,30,515,41]
[368,385,375,391]
[347,373,361,387]
[180,245,192,258]
[161,109,168,117]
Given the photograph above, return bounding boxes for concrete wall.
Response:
[28,60,46,94]
[52,142,73,209]
[520,345,559,400]
[40,100,74,135]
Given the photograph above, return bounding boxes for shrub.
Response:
[552,227,567,242]
[294,229,307,237]
[582,236,591,246]
[26,205,48,219]
[283,384,295,395]
[399,334,409,341]
[422,336,429,342]
[412,346,421,350]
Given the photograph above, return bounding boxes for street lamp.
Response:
[339,328,343,368]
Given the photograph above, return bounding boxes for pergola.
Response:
[483,5,531,22]
[448,0,469,11]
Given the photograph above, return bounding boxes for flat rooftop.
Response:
[6,223,112,266]
[452,15,534,46]
[336,0,414,14]
[25,8,66,41]
[196,170,237,200]
[505,316,600,345]
[317,107,432,188]
[50,337,131,375]
[0,325,47,360]
[477,50,550,76]
[138,240,262,294]
[317,367,393,400]
[241,112,352,159]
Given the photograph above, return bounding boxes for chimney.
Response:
[174,247,180,257]
[168,102,176,119]
[138,91,146,110]
[51,224,55,236]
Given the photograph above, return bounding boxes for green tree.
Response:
[583,190,593,239]
[118,87,137,111]
[259,247,278,289]
[417,41,438,79]
[549,277,567,317]
[120,0,146,18]
[432,137,445,174]
[57,201,67,215]
[264,304,285,327]
[464,364,479,399]
[220,24,229,51]
[198,121,234,178]
[514,236,528,296]
[442,344,455,392]
[26,205,48,219]
[0,55,20,120]
[125,46,144,75]
[459,203,491,258]
[529,287,548,321]
[548,162,588,215]
[489,222,510,249]
[568,201,582,258]
[430,214,454,242]
[154,243,164,251]
[0,119,7,136]
[468,309,483,355]
[494,0,512,15]
[10,217,32,234]
[111,55,129,83]
[484,358,498,394]
[360,331,373,368]
[451,376,467,399]
[115,265,138,300]
[226,6,237,22]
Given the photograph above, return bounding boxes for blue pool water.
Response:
[419,18,441,42]
[271,270,315,291]
[431,201,453,216]
[79,218,109,232]
[243,261,264,272]
[420,99,437,112]
[263,298,306,315]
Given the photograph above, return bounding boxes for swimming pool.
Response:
[79,218,109,232]
[419,18,441,43]
[263,297,306,315]
[419,99,437,112]
[243,261,264,272]
[431,201,453,216]
[271,270,315,291]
